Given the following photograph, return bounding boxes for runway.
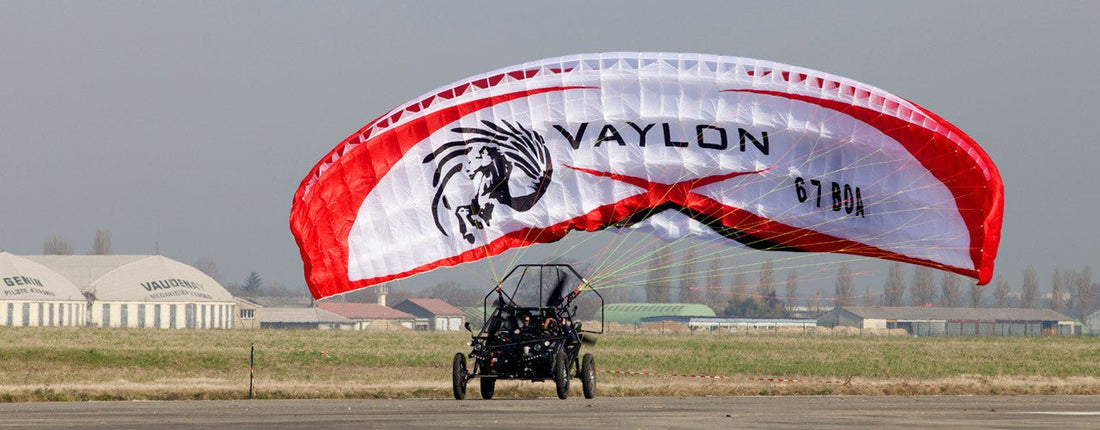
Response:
[2,396,1099,429]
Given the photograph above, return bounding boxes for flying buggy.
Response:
[452,264,604,400]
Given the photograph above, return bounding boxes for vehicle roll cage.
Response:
[476,264,604,339]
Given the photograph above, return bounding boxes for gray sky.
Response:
[2,1,1098,297]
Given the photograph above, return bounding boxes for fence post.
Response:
[249,343,255,399]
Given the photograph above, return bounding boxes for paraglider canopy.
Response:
[290,52,1003,299]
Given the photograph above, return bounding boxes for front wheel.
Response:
[580,353,596,399]
[480,377,496,400]
[452,353,468,400]
[553,351,570,399]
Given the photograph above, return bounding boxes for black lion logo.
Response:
[423,120,553,243]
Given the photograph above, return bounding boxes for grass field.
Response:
[3,327,1100,401]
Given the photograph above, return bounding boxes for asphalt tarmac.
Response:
[2,396,1099,429]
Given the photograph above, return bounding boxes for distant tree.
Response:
[757,260,776,298]
[993,276,1009,307]
[1021,265,1039,308]
[424,281,481,307]
[679,248,702,304]
[43,236,73,255]
[835,262,854,305]
[646,245,672,303]
[884,262,905,306]
[243,272,263,295]
[910,267,936,306]
[722,292,787,318]
[704,257,725,310]
[1051,267,1066,312]
[861,285,875,306]
[784,269,799,309]
[91,229,112,255]
[940,272,963,307]
[192,259,222,282]
[732,271,750,302]
[968,282,984,308]
[1072,266,1094,319]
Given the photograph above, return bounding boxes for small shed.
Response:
[233,298,261,329]
[392,298,465,331]
[818,306,1075,336]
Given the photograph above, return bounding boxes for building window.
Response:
[200,304,207,329]
[102,303,111,327]
[120,304,129,327]
[6,303,13,326]
[138,304,146,328]
[154,305,162,328]
[169,305,177,329]
[240,309,255,319]
[38,303,44,326]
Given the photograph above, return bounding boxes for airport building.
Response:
[25,255,235,329]
[0,252,88,327]
[817,306,1076,336]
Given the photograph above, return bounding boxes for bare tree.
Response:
[1072,266,1094,319]
[704,257,725,310]
[910,267,936,306]
[758,260,776,298]
[884,262,905,306]
[679,248,702,304]
[835,262,854,305]
[732,271,749,302]
[938,272,962,307]
[861,285,875,306]
[43,236,73,255]
[993,276,1009,307]
[424,281,481,307]
[968,282,984,308]
[92,229,112,255]
[1051,267,1066,312]
[1021,265,1038,308]
[646,245,672,303]
[785,269,799,310]
[192,258,222,282]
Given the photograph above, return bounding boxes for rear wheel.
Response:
[553,351,570,399]
[580,353,596,399]
[480,377,496,400]
[452,353,468,400]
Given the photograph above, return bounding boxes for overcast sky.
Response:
[2,1,1098,297]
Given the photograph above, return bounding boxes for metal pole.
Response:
[249,343,255,399]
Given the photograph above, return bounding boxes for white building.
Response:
[0,252,87,327]
[26,255,235,329]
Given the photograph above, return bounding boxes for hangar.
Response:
[0,252,87,327]
[602,303,717,325]
[26,255,235,329]
[817,306,1075,336]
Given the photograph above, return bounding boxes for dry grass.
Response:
[3,327,1100,401]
